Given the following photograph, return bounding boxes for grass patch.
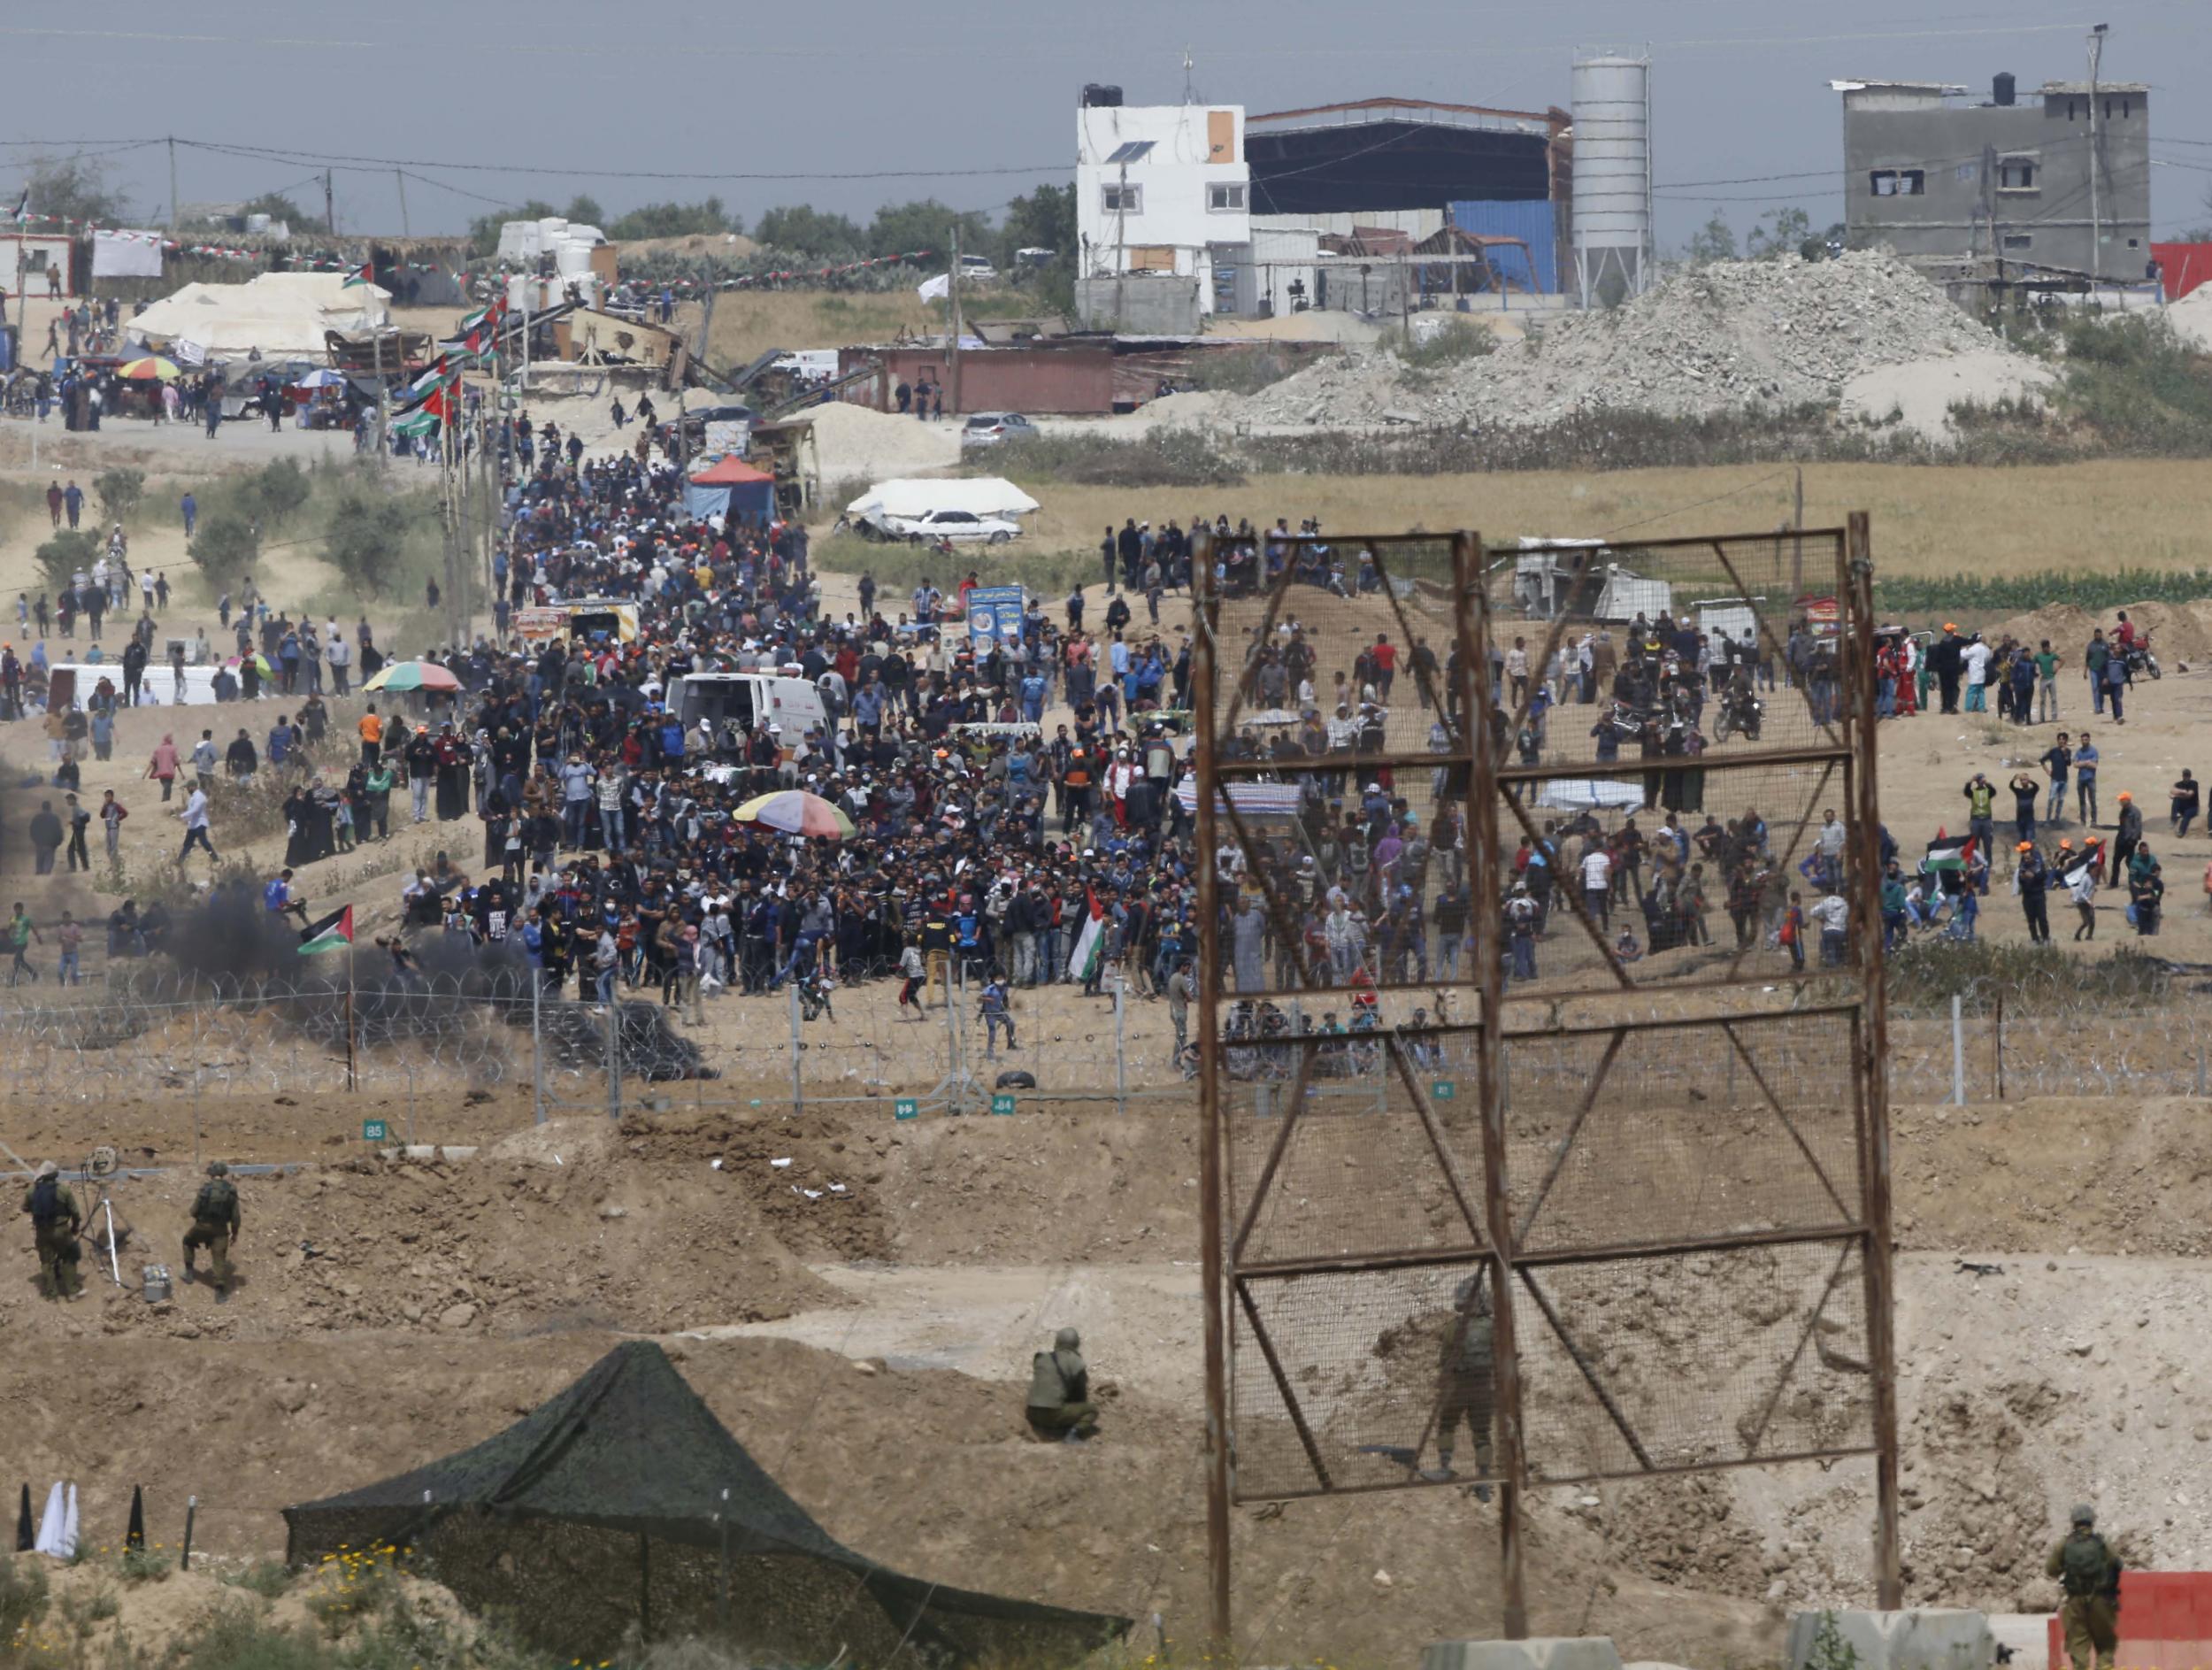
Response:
[812,532,1101,603]
[2054,312,2212,455]
[1179,346,1302,397]
[995,429,1244,490]
[0,1554,50,1643]
[1874,566,2212,620]
[222,1560,295,1600]
[115,1544,169,1585]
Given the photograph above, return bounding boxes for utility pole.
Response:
[396,170,410,238]
[948,222,963,418]
[2086,23,2108,282]
[167,138,178,232]
[324,170,336,237]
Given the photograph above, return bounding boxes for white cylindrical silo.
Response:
[1571,51,1653,306]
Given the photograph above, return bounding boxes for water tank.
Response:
[1571,51,1653,305]
[1993,72,2016,106]
[1081,83,1124,109]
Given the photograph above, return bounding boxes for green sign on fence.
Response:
[991,1094,1018,1116]
[1431,1081,1455,1101]
[362,1119,388,1143]
[894,1098,919,1121]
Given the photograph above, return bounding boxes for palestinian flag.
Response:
[395,375,457,435]
[341,262,374,289]
[298,905,354,956]
[10,187,27,227]
[1065,887,1107,984]
[1924,831,1974,873]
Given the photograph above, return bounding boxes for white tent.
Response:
[127,273,391,360]
[845,477,1039,521]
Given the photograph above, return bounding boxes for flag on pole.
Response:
[9,187,27,227]
[341,262,373,289]
[1924,831,1974,873]
[298,905,354,955]
[1065,886,1107,984]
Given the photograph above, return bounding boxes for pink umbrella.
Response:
[733,789,856,839]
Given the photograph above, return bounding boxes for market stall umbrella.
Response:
[117,357,180,381]
[363,659,462,694]
[733,789,856,840]
[292,368,348,389]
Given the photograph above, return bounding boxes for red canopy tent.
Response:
[685,456,777,527]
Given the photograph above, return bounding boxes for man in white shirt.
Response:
[176,785,218,866]
[1962,635,1993,712]
[1580,846,1614,931]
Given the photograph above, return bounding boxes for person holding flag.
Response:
[1066,883,1110,997]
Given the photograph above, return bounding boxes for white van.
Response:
[667,673,826,750]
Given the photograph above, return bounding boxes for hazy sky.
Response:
[4,0,2208,249]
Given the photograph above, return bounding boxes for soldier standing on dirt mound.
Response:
[2047,1504,2122,1670]
[1025,1328,1100,1442]
[20,1161,82,1301]
[182,1161,242,1299]
[1423,1270,1496,1501]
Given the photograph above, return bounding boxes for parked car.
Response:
[856,506,1020,545]
[958,254,1000,284]
[653,403,757,447]
[959,412,1039,450]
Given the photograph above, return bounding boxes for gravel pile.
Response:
[1239,250,2035,430]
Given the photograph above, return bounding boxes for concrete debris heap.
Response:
[1241,250,2033,430]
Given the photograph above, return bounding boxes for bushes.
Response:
[0,1554,50,1644]
[35,527,101,596]
[995,428,1244,489]
[323,487,423,592]
[1886,940,2172,1015]
[1398,319,1495,369]
[2053,312,2212,455]
[1873,566,2212,619]
[189,513,262,592]
[93,467,145,527]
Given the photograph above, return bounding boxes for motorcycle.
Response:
[1713,690,1765,743]
[2123,639,2162,681]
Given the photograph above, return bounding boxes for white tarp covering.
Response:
[127,273,390,360]
[91,229,165,279]
[1537,778,1647,811]
[846,476,1040,521]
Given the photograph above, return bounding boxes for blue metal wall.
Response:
[1447,200,1561,293]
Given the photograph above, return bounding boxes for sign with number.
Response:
[1431,1081,1455,1101]
[362,1120,388,1143]
[991,1094,1018,1116]
[894,1098,919,1121]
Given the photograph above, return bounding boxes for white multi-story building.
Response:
[1075,94,1249,316]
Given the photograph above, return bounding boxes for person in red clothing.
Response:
[1371,633,1398,699]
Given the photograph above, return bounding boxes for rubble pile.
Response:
[1240,251,2033,429]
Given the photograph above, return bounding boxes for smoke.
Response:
[141,892,712,1081]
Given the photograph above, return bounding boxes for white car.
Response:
[858,507,1020,545]
[960,412,1039,450]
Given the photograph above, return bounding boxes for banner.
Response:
[91,229,165,279]
[173,338,206,366]
[965,586,1025,653]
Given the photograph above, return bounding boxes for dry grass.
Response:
[999,458,2212,580]
[700,291,933,371]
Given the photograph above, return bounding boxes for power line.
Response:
[176,137,1064,185]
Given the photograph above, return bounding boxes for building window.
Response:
[2127,237,2141,250]
[1869,169,1925,196]
[1101,183,1141,215]
[2002,234,2032,251]
[1207,182,1246,212]
[1997,156,2039,192]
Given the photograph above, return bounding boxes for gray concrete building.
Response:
[1838,73,2150,280]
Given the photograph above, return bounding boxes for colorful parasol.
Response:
[117,357,180,381]
[733,789,856,840]
[362,659,462,693]
[223,652,273,676]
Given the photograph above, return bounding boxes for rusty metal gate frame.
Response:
[1191,518,1898,1648]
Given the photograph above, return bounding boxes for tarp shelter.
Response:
[128,273,390,360]
[845,477,1040,522]
[283,1342,1127,1666]
[684,457,776,528]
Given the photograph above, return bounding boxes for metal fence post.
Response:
[531,970,545,1127]
[1113,976,1127,1116]
[1950,993,1965,1106]
[788,981,803,1117]
[605,998,622,1121]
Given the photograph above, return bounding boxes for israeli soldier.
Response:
[1025,1327,1100,1443]
[1424,1270,1496,1502]
[183,1160,242,1297]
[19,1161,82,1300]
[2047,1504,2122,1670]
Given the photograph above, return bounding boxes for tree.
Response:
[998,183,1077,313]
[35,529,100,597]
[236,459,311,529]
[189,514,260,590]
[466,200,557,258]
[13,152,128,227]
[564,194,606,229]
[1805,220,1849,261]
[604,198,738,242]
[1747,207,1812,262]
[868,198,992,261]
[240,192,306,226]
[1686,212,1738,266]
[751,205,866,258]
[323,489,411,591]
[93,468,145,527]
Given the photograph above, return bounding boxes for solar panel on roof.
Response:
[1105,140,1156,164]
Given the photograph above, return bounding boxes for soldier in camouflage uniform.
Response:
[1424,1270,1495,1502]
[1025,1327,1100,1442]
[19,1161,81,1300]
[2047,1504,2122,1670]
[182,1160,242,1297]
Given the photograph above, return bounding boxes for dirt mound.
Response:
[1242,250,2024,429]
[1987,598,2212,661]
[806,399,962,484]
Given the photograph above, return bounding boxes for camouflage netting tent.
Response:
[284,1342,1130,1666]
